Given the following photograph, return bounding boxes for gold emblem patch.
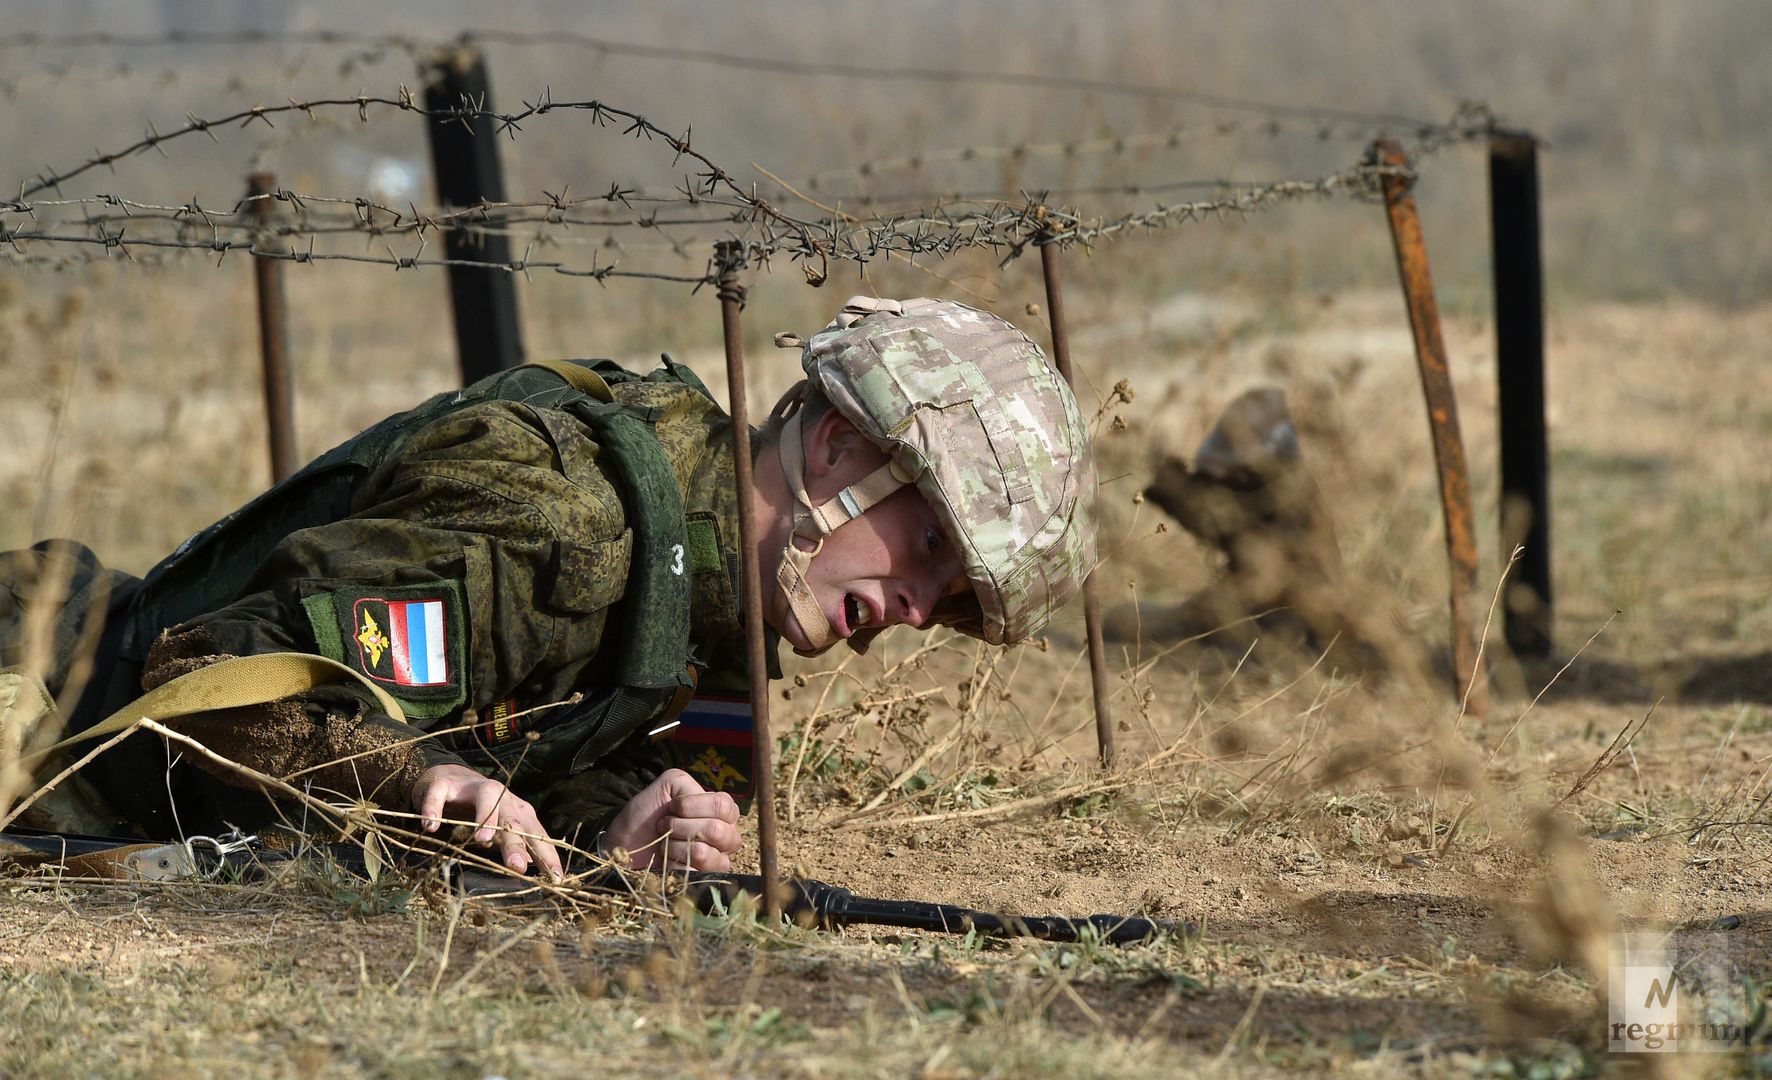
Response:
[691,746,747,792]
[356,609,390,669]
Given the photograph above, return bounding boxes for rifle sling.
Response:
[15,651,406,772]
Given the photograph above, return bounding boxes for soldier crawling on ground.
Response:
[0,297,1098,881]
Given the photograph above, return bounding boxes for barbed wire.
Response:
[14,90,766,210]
[747,158,1418,273]
[3,156,1442,285]
[0,49,408,100]
[1,61,1447,157]
[798,103,1494,195]
[6,167,1428,295]
[2,67,258,99]
[4,28,1449,133]
[3,190,753,232]
[0,226,714,284]
[4,67,1492,286]
[6,63,1489,219]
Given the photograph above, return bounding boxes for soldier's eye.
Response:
[925,527,943,555]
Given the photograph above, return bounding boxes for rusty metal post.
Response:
[1373,140,1487,717]
[1038,235,1116,766]
[1489,131,1552,658]
[714,241,781,918]
[247,172,297,483]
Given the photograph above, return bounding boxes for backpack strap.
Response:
[520,359,616,403]
[556,390,698,772]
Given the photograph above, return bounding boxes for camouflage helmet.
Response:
[779,296,1097,647]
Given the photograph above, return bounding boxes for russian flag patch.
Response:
[305,580,468,718]
[667,693,753,747]
[364,599,449,686]
[660,692,755,801]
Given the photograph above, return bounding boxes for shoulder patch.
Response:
[657,689,754,804]
[304,581,468,718]
[684,514,723,577]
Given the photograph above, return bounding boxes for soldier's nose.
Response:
[897,587,933,627]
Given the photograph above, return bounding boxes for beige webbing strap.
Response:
[15,652,407,771]
[809,462,907,534]
[522,360,616,403]
[771,410,917,656]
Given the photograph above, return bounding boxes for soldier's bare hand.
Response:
[411,764,563,881]
[604,768,742,871]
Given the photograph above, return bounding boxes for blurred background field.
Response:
[4,3,1772,1076]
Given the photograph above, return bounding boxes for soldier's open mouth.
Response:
[844,593,864,633]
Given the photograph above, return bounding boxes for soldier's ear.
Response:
[803,411,866,477]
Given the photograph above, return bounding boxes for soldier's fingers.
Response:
[656,768,708,798]
[471,783,508,845]
[497,826,531,874]
[671,792,740,824]
[660,815,741,855]
[687,837,728,868]
[507,810,563,881]
[417,781,450,833]
[662,838,731,872]
[462,796,558,880]
[529,834,563,882]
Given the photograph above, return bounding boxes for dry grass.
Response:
[7,274,1771,1075]
[6,4,1772,1074]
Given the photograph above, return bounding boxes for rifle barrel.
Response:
[684,873,1179,946]
[1,831,1179,946]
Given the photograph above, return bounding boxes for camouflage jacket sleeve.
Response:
[146,399,634,806]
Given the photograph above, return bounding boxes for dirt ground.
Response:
[4,283,1771,1076]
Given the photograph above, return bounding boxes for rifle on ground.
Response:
[0,828,1179,946]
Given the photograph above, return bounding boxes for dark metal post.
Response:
[422,43,524,383]
[1373,140,1488,717]
[246,172,297,483]
[1489,131,1552,657]
[715,241,781,919]
[1038,235,1116,767]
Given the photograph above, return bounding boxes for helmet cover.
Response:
[797,296,1098,645]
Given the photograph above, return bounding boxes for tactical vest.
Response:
[121,358,717,780]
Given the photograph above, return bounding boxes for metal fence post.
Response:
[1489,131,1552,658]
[1373,140,1488,717]
[422,42,524,383]
[714,241,782,919]
[1037,234,1116,767]
[246,172,297,482]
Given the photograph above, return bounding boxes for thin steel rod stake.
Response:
[1489,131,1552,657]
[1373,140,1487,717]
[715,241,782,919]
[247,171,296,483]
[1038,235,1116,767]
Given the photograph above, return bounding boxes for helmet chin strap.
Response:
[774,409,911,656]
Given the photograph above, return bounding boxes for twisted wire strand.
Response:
[1,156,1429,281]
[5,28,1455,133]
[4,64,1489,286]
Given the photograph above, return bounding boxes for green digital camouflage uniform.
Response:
[0,359,762,844]
[6,295,1101,847]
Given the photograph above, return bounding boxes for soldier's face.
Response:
[781,414,970,653]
